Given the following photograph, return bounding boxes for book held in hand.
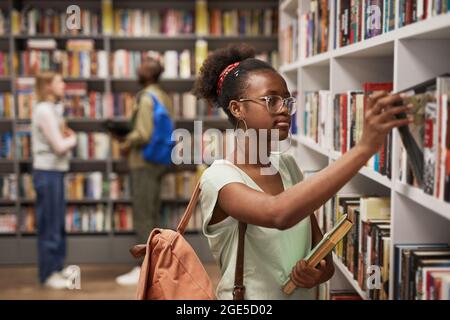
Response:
[282,214,353,295]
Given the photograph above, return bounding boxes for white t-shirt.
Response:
[199,153,317,300]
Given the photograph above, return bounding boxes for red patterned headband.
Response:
[216,62,240,96]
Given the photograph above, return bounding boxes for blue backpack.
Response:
[142,93,175,165]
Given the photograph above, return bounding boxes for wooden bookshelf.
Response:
[279,0,450,300]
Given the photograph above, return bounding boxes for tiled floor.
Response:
[0,263,221,300]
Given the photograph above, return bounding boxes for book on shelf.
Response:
[15,7,102,35]
[195,0,209,35]
[73,132,110,160]
[0,52,9,76]
[66,204,108,233]
[102,0,113,35]
[0,131,12,159]
[283,212,353,295]
[300,0,329,58]
[113,204,133,231]
[398,0,450,27]
[396,75,450,201]
[15,124,31,160]
[0,206,16,233]
[65,172,106,200]
[304,90,332,149]
[19,173,34,200]
[109,173,131,200]
[0,92,13,118]
[21,206,35,233]
[0,174,17,200]
[16,77,35,119]
[195,39,208,75]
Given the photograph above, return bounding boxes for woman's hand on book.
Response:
[290,259,333,289]
[358,91,413,155]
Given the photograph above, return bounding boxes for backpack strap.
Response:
[176,179,247,300]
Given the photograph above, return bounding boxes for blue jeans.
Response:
[33,170,66,283]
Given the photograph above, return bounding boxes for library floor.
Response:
[0,263,221,300]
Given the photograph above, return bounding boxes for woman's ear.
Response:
[228,100,243,119]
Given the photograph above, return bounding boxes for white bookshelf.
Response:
[279,0,450,300]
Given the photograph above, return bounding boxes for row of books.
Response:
[66,205,108,233]
[65,172,107,200]
[14,7,102,36]
[303,83,393,177]
[398,0,450,27]
[0,174,16,200]
[73,132,110,160]
[0,207,16,233]
[15,49,109,78]
[19,171,130,201]
[160,203,201,232]
[397,75,450,202]
[315,194,392,300]
[301,0,329,58]
[0,52,9,76]
[0,92,14,118]
[196,0,277,36]
[22,204,133,233]
[207,8,278,37]
[160,170,200,200]
[394,243,450,300]
[111,49,193,79]
[113,9,193,36]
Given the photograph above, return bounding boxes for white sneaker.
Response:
[58,266,75,278]
[44,272,68,290]
[115,267,141,286]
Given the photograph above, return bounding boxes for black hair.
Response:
[192,44,276,125]
[138,57,164,86]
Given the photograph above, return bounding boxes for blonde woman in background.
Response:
[32,72,77,289]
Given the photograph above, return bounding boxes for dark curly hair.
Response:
[192,44,276,125]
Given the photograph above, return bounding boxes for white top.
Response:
[199,153,316,300]
[32,101,77,171]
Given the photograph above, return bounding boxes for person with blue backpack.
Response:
[116,57,174,286]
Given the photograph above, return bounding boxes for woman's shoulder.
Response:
[200,159,246,191]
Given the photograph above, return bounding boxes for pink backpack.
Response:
[130,181,247,300]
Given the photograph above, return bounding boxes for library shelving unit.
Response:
[279,0,450,299]
[0,0,279,264]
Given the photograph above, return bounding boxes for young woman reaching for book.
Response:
[193,44,413,300]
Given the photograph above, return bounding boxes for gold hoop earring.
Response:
[234,118,248,132]
[270,130,293,155]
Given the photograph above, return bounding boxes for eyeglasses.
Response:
[237,95,297,115]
